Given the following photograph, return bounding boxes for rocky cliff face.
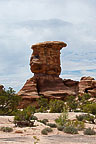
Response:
[18,41,96,108]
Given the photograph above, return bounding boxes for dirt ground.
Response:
[0,113,96,144]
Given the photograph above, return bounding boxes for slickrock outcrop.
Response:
[18,41,79,108]
[79,76,96,97]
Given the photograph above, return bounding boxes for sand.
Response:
[0,113,96,144]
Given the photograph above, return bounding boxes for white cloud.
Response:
[0,0,96,91]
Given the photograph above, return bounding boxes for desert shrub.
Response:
[57,125,64,131]
[55,108,68,126]
[41,129,48,135]
[67,101,78,112]
[66,95,78,111]
[76,114,95,124]
[77,94,92,112]
[45,127,53,132]
[84,127,96,135]
[83,103,96,115]
[14,106,37,127]
[0,87,21,115]
[65,119,85,131]
[0,127,13,132]
[78,94,91,102]
[36,106,48,113]
[47,123,57,128]
[76,114,85,121]
[72,120,85,131]
[64,126,78,134]
[37,96,49,112]
[83,93,91,100]
[41,127,53,135]
[49,99,65,113]
[33,136,40,144]
[38,119,48,125]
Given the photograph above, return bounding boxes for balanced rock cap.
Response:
[31,41,67,49]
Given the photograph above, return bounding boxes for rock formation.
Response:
[79,76,96,97]
[18,41,79,108]
[30,41,67,76]
[18,41,96,108]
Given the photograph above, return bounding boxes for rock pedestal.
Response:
[18,41,79,108]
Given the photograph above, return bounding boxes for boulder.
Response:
[79,76,96,97]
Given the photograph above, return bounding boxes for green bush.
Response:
[64,119,85,131]
[47,123,57,128]
[41,127,53,135]
[37,96,49,112]
[76,114,85,121]
[55,108,68,126]
[64,126,78,134]
[0,127,13,132]
[49,99,65,113]
[66,95,78,111]
[57,125,64,131]
[76,114,95,124]
[83,103,96,115]
[38,119,48,125]
[84,127,96,135]
[41,129,48,135]
[0,87,21,115]
[78,94,91,102]
[45,127,53,132]
[14,106,37,127]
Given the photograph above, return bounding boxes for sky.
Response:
[0,0,96,92]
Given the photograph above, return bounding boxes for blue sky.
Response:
[0,0,96,92]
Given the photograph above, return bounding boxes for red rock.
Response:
[30,41,67,76]
[18,41,96,108]
[79,76,96,97]
[18,41,79,107]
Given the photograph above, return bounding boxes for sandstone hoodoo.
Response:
[30,41,67,76]
[18,41,96,108]
[18,41,79,108]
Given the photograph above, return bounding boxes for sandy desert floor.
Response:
[0,113,96,144]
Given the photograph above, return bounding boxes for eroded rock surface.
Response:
[79,76,96,97]
[18,41,78,107]
[18,41,96,108]
[30,41,67,76]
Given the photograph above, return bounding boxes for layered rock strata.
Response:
[18,41,79,108]
[79,76,96,97]
[30,41,67,75]
[18,41,96,108]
